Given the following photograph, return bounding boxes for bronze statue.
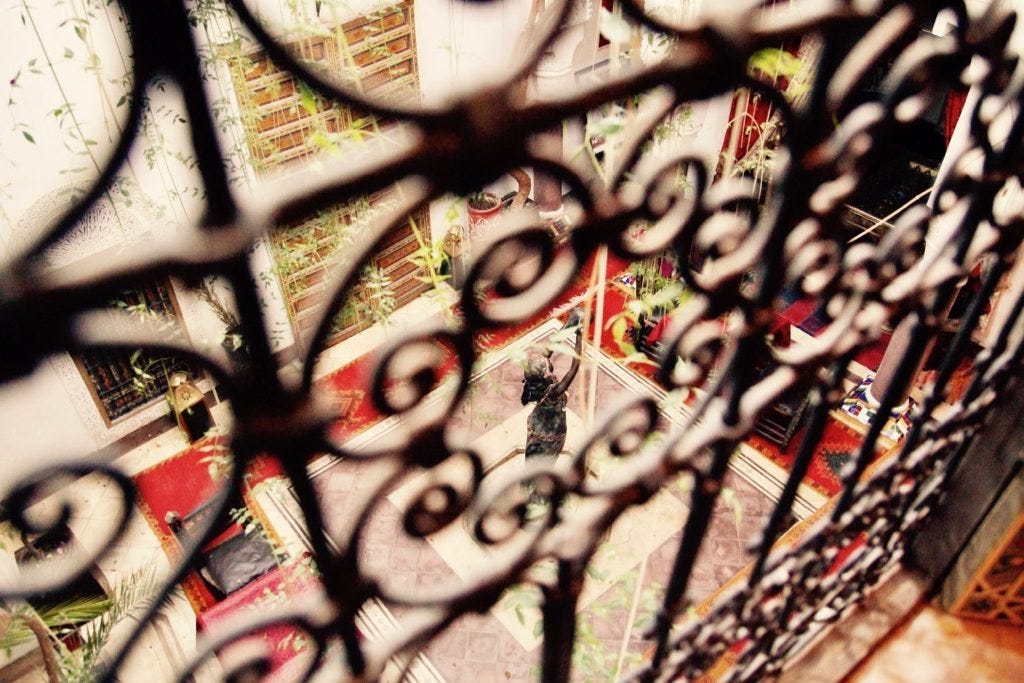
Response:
[521,307,585,459]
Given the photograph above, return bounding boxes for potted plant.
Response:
[195,279,250,369]
[0,567,161,683]
[466,191,502,238]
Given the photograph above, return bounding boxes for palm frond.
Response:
[0,595,113,653]
[64,567,163,680]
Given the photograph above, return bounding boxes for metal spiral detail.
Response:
[3,1,1024,681]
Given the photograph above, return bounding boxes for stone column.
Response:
[534,124,566,222]
[528,2,592,236]
[861,84,982,406]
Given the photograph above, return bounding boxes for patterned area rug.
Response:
[745,417,870,496]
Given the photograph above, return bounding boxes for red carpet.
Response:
[780,299,890,372]
[196,558,320,679]
[746,417,870,496]
[854,332,890,372]
[133,437,283,611]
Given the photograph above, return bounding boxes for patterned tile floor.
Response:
[307,329,780,681]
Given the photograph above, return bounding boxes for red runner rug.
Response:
[195,557,321,678]
[133,437,284,612]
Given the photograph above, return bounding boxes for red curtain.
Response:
[945,87,969,146]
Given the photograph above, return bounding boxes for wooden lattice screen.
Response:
[75,280,198,424]
[227,0,428,346]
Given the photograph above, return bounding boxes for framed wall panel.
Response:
[73,280,200,426]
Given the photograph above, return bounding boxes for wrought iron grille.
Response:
[4,0,1024,681]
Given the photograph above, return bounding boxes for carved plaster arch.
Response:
[10,187,150,272]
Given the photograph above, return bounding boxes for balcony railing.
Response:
[3,1,1024,681]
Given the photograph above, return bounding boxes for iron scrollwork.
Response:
[3,0,1024,681]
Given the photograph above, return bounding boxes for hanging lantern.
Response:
[169,371,213,443]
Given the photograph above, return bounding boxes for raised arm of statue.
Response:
[551,307,585,397]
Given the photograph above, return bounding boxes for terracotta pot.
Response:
[467,192,501,238]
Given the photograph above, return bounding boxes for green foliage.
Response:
[722,47,808,191]
[498,583,542,632]
[297,79,318,117]
[573,554,665,679]
[107,288,184,402]
[651,105,695,148]
[748,47,803,82]
[628,259,677,299]
[0,597,111,657]
[407,216,449,288]
[589,104,627,140]
[55,568,161,681]
[0,568,165,681]
[720,486,744,534]
[599,7,634,44]
[229,505,289,561]
[355,264,396,326]
[197,430,232,481]
[606,257,691,363]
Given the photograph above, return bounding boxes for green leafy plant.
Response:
[56,568,162,682]
[229,504,289,562]
[355,264,396,326]
[748,47,805,84]
[720,46,809,189]
[0,596,111,656]
[108,288,188,405]
[408,218,450,289]
[0,568,166,683]
[466,191,499,211]
[606,258,691,363]
[194,278,247,355]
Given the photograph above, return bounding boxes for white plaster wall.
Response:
[415,0,530,107]
[0,361,96,456]
[0,2,128,239]
[0,2,222,447]
[0,5,210,250]
[0,1,298,448]
[0,0,732,451]
[415,0,530,249]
